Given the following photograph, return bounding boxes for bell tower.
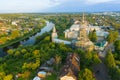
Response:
[76,13,92,48]
[51,26,58,42]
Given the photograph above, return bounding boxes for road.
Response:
[98,43,114,57]
[93,43,114,80]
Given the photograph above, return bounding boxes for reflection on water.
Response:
[21,21,54,45]
[0,21,54,57]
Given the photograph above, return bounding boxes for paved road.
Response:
[93,43,114,80]
[93,62,110,80]
[99,43,114,57]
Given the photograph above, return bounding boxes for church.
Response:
[51,13,109,51]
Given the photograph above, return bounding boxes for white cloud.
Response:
[85,0,114,4]
[0,0,62,13]
[0,0,119,13]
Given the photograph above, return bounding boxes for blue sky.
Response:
[0,0,120,13]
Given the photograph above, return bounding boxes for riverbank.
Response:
[0,21,54,57]
[0,25,45,48]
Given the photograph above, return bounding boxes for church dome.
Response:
[74,20,80,24]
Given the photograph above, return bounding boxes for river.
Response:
[0,21,54,57]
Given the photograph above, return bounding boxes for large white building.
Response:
[64,15,109,40]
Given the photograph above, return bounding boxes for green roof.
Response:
[95,41,107,47]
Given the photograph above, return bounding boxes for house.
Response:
[37,71,47,78]
[59,53,80,80]
[33,76,41,80]
[95,41,108,51]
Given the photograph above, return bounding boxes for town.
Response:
[0,12,119,80]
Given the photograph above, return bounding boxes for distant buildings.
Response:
[12,21,18,26]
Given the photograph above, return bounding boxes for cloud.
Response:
[0,0,119,13]
[85,0,114,4]
[0,0,62,13]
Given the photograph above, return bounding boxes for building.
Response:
[51,26,71,45]
[75,13,94,51]
[64,14,109,40]
[51,13,109,51]
[33,76,41,80]
[95,41,108,51]
[12,21,18,26]
[51,26,58,42]
[59,53,80,80]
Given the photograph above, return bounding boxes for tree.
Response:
[14,50,20,56]
[0,37,7,44]
[114,40,120,53]
[92,30,97,42]
[44,36,50,41]
[89,30,97,42]
[93,54,101,64]
[107,31,119,43]
[78,68,95,80]
[85,51,92,60]
[0,72,5,80]
[105,50,116,68]
[21,49,27,54]
[3,74,13,80]
[55,55,61,74]
[10,30,20,39]
[7,49,14,55]
[22,71,30,79]
[33,50,40,58]
[84,51,93,66]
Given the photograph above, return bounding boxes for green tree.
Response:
[84,51,93,66]
[114,40,120,53]
[22,71,30,79]
[7,49,14,55]
[89,30,97,42]
[11,30,20,39]
[3,74,13,80]
[33,50,40,58]
[21,49,27,54]
[78,68,95,80]
[107,31,119,43]
[105,50,116,68]
[55,55,61,75]
[0,72,5,80]
[14,50,20,56]
[93,54,101,64]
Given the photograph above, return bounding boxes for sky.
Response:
[0,0,120,13]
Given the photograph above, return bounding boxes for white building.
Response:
[64,22,101,39]
[12,21,18,26]
[33,76,41,80]
[51,26,71,45]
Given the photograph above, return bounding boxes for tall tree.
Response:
[89,30,97,42]
[105,50,116,68]
[114,40,120,53]
[107,31,119,43]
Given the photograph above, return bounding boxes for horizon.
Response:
[0,0,120,13]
